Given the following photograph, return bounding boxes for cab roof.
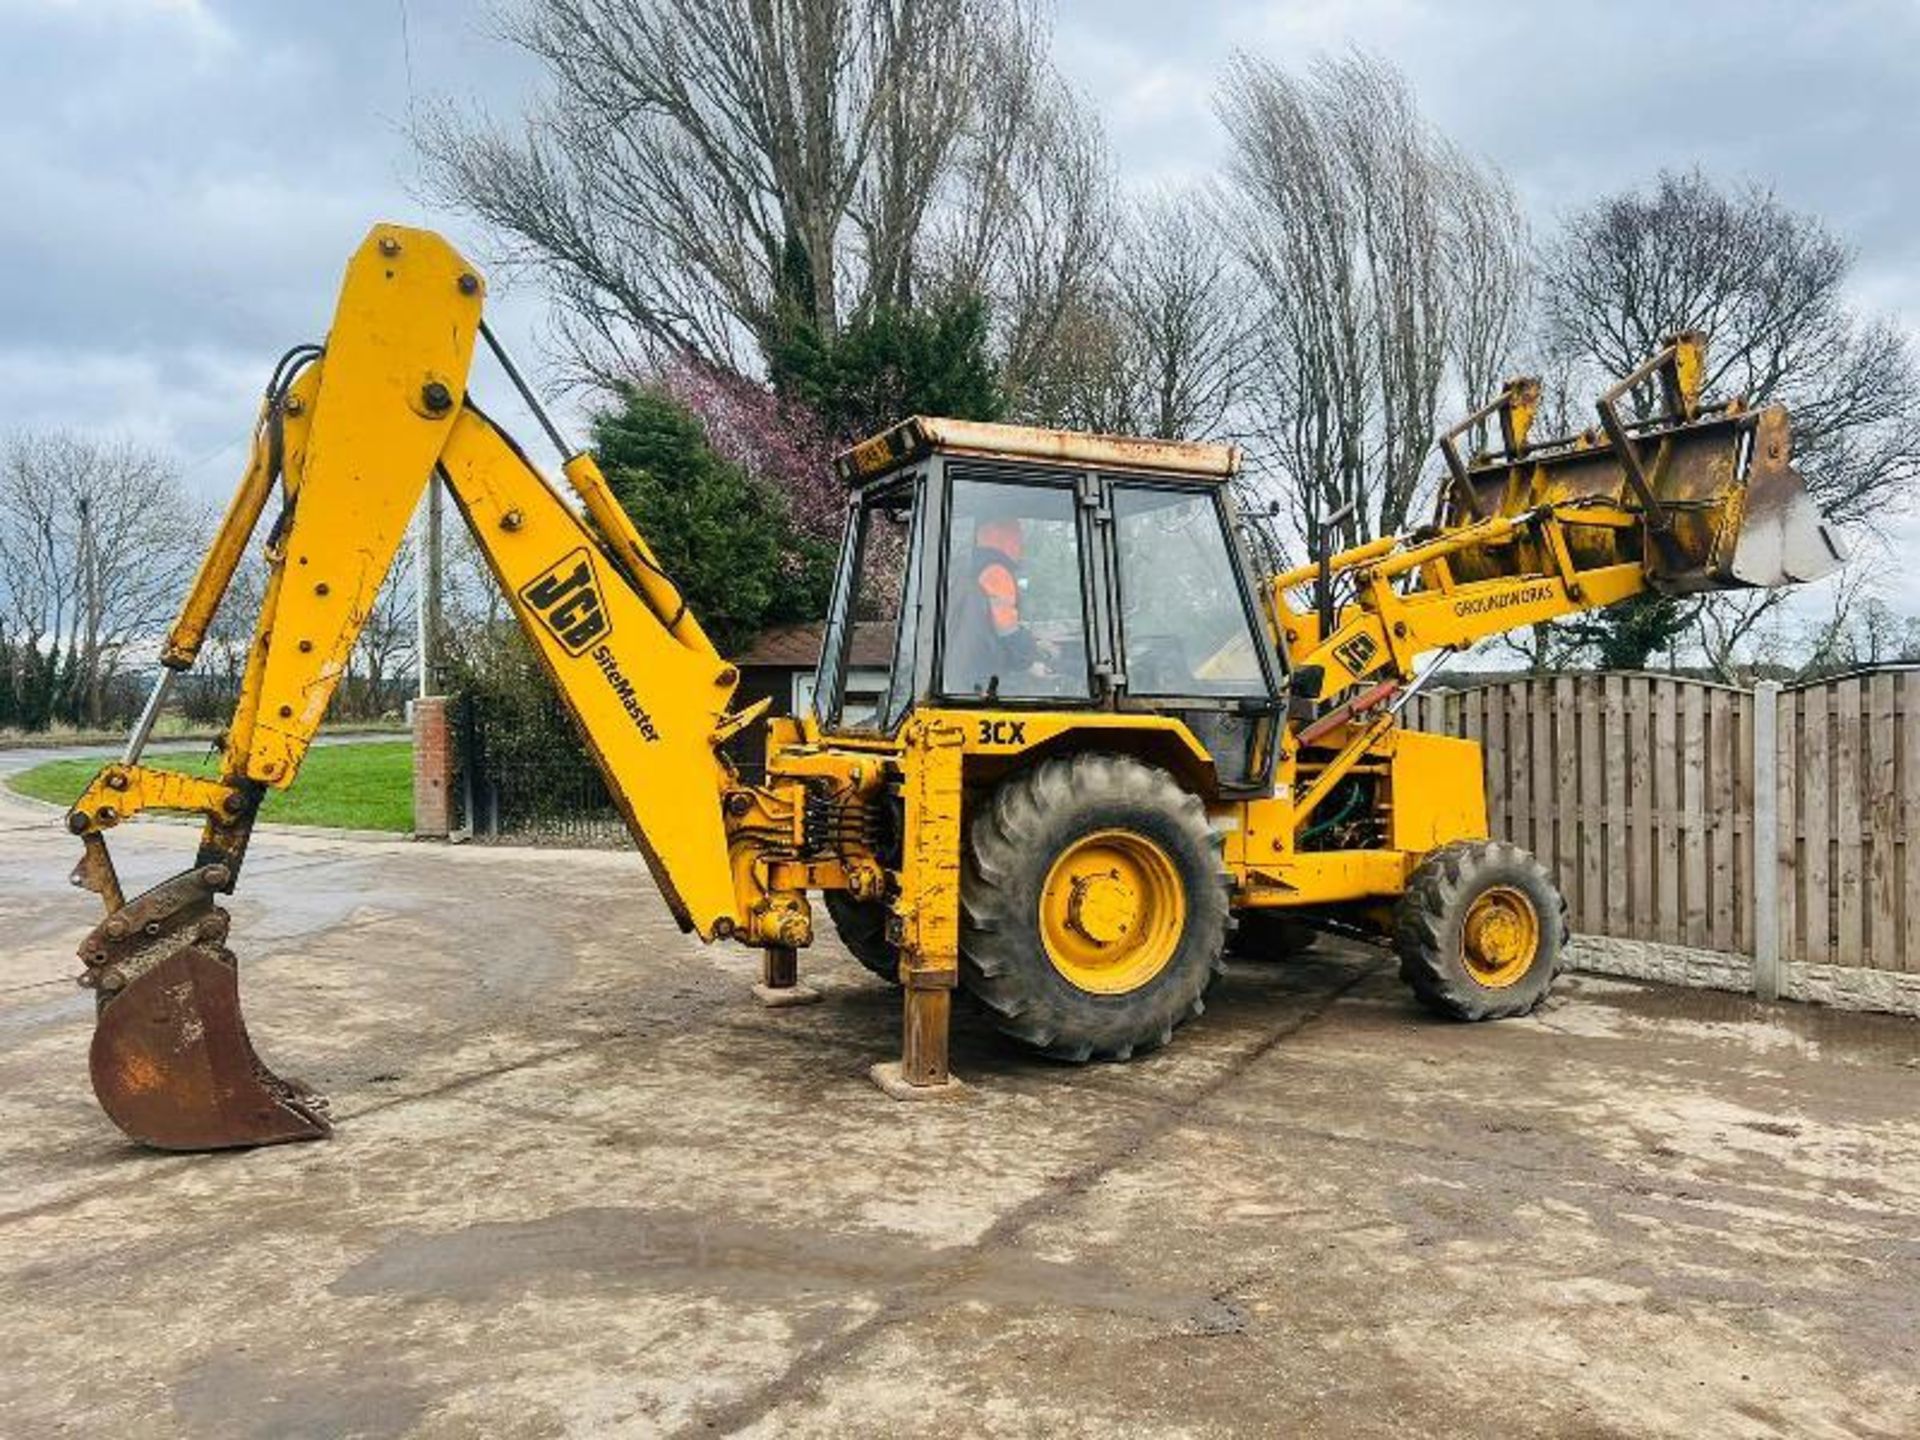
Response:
[834,416,1242,487]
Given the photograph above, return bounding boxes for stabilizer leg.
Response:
[751,944,820,1008]
[870,968,965,1101]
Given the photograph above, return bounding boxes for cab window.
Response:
[1111,485,1268,697]
[940,477,1090,702]
[823,479,916,731]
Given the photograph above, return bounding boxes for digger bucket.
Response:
[1440,334,1844,593]
[77,864,330,1151]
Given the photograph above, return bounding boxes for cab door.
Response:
[1100,478,1283,790]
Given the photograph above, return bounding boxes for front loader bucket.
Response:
[79,867,329,1151]
[1441,335,1844,594]
[1725,407,1847,587]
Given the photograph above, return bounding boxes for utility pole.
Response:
[416,475,443,697]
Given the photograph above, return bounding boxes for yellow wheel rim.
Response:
[1461,885,1541,989]
[1039,829,1186,995]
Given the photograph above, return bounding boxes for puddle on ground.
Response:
[1538,976,1920,1068]
[332,1204,1242,1334]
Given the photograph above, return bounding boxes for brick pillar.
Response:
[412,696,452,840]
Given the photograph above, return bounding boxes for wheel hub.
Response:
[1461,885,1540,988]
[1065,869,1139,945]
[1039,829,1185,995]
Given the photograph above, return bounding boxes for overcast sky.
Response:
[4,0,1917,613]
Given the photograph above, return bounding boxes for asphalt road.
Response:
[1,783,1917,1437]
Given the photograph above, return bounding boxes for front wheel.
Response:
[961,753,1228,1062]
[1394,840,1565,1020]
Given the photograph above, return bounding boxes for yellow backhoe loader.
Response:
[64,225,1840,1151]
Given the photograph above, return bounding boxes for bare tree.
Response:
[1446,165,1532,448]
[1540,168,1920,675]
[1785,549,1920,678]
[942,42,1116,413]
[421,0,1106,392]
[345,541,417,720]
[1013,187,1251,441]
[1112,190,1250,440]
[1217,51,1527,558]
[0,432,203,727]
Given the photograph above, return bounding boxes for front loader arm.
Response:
[1271,502,1651,698]
[68,225,759,1151]
[1272,337,1842,703]
[1265,339,1840,842]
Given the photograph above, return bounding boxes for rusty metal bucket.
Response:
[78,866,330,1151]
[1438,334,1844,593]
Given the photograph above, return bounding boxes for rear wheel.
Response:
[1395,840,1564,1020]
[823,890,900,985]
[961,753,1228,1061]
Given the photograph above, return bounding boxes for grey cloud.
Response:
[2,0,1914,613]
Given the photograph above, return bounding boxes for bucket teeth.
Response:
[81,871,331,1152]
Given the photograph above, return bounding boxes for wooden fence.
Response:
[1402,667,1920,979]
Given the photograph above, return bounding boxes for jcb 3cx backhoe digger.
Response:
[65,226,1841,1151]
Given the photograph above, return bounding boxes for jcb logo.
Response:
[520,548,610,656]
[1332,631,1379,676]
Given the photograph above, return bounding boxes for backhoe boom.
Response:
[68,226,769,1149]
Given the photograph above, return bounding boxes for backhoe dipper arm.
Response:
[68,225,758,1151]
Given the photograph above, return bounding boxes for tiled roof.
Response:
[735,620,895,670]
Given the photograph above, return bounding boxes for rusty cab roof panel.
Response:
[834,416,1242,487]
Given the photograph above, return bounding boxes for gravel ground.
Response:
[2,786,1917,1438]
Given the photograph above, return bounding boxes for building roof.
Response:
[834,415,1242,486]
[734,620,895,670]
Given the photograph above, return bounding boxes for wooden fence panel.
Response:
[1835,678,1865,965]
[1604,675,1629,937]
[1743,687,1758,960]
[1507,685,1529,859]
[1776,687,1799,968]
[1578,678,1604,935]
[1708,688,1735,955]
[1401,667,1913,975]
[1652,684,1679,941]
[1802,686,1831,965]
[1629,676,1655,941]
[1904,673,1920,973]
[1868,672,1898,967]
[1531,679,1555,879]
[1682,686,1708,948]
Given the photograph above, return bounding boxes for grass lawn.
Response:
[7,741,414,833]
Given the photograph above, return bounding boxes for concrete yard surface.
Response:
[2,787,1918,1438]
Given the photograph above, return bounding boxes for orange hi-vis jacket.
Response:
[978,556,1020,635]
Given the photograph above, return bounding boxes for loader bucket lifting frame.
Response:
[1435,333,1843,594]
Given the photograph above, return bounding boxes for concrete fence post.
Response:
[412,695,452,841]
[1752,680,1783,1000]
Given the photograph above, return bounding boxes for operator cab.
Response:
[812,417,1285,788]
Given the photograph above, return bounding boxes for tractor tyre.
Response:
[823,891,901,986]
[960,753,1228,1062]
[1395,840,1565,1020]
[1228,911,1319,959]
